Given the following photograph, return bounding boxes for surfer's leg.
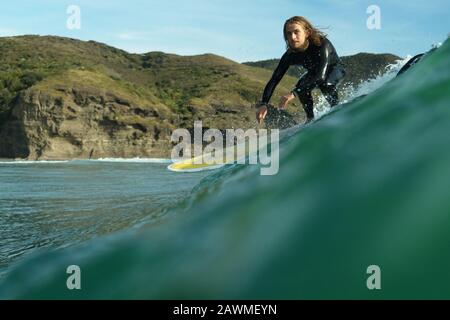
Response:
[296,89,315,120]
[320,84,340,107]
[320,65,345,107]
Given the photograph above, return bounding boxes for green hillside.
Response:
[0,35,401,159]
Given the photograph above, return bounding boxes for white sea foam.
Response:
[95,158,172,163]
[0,158,172,164]
[313,55,412,119]
[0,160,70,164]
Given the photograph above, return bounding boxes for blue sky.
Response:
[1,0,449,62]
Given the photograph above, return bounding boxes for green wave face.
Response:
[1,39,450,299]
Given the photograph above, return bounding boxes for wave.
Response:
[1,39,449,299]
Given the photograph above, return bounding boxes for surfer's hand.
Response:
[256,105,268,124]
[278,93,295,109]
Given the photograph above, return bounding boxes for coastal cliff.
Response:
[0,35,401,159]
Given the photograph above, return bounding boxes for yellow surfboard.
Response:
[167,142,248,172]
[167,122,303,173]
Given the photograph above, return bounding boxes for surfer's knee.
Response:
[321,84,339,107]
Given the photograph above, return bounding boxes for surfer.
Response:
[256,16,346,124]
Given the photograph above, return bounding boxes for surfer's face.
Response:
[285,23,308,50]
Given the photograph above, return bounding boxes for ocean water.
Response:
[0,159,210,276]
[0,38,449,299]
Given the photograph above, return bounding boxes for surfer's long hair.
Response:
[283,16,327,50]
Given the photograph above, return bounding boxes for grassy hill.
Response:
[0,36,301,159]
[0,36,298,126]
[0,35,400,159]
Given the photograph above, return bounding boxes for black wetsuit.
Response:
[261,37,345,120]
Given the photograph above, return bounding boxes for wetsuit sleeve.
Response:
[260,52,290,104]
[292,41,332,95]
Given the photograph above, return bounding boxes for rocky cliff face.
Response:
[0,36,273,160]
[0,35,402,160]
[0,73,175,159]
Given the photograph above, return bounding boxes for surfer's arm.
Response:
[292,41,332,96]
[260,52,290,104]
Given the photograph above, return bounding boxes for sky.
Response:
[0,0,449,62]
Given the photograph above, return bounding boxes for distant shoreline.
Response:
[0,157,173,163]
